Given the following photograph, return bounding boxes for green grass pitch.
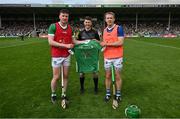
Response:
[0,37,179,118]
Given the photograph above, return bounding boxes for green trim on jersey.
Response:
[48,23,56,35]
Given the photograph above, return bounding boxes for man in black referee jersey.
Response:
[73,16,100,94]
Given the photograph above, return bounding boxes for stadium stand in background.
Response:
[0,4,179,38]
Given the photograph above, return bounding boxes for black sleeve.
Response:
[77,31,81,40]
[95,31,100,41]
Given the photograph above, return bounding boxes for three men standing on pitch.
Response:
[47,9,123,108]
[100,12,124,103]
[73,16,100,94]
[48,9,74,104]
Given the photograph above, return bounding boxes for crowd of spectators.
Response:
[0,20,179,37]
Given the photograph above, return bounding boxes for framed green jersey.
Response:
[73,40,102,73]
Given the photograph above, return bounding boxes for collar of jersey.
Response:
[58,22,68,29]
[84,28,92,32]
[107,24,116,31]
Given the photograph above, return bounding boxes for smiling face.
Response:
[84,19,92,30]
[59,13,69,24]
[105,13,115,27]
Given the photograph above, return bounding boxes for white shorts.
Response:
[51,56,71,68]
[104,57,123,71]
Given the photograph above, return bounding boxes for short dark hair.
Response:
[104,12,115,18]
[59,9,69,15]
[84,16,92,21]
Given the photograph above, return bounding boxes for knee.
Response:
[53,75,60,81]
[106,74,111,80]
[63,74,68,79]
[115,74,121,81]
[80,73,85,78]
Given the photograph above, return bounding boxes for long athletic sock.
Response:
[116,90,121,97]
[93,77,98,90]
[106,89,111,96]
[51,92,56,97]
[80,77,85,90]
